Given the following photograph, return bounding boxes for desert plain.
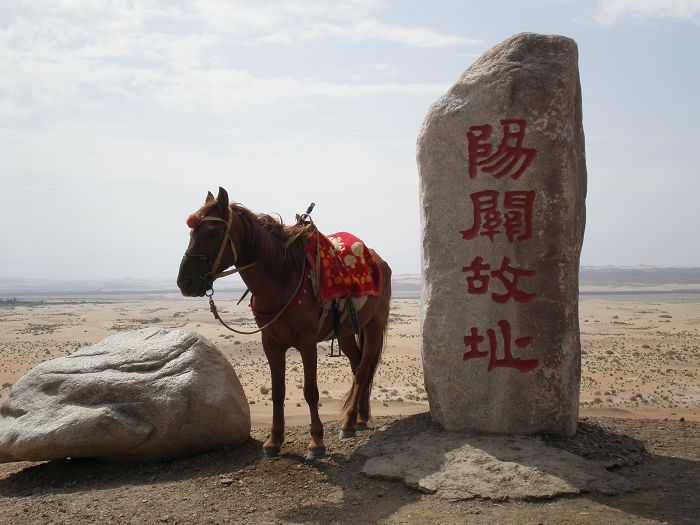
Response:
[0,290,699,524]
[1,292,698,424]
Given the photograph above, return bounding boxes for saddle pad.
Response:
[305,230,381,304]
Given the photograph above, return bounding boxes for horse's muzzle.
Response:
[177,254,213,297]
[177,276,208,297]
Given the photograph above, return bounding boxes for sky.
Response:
[1,0,699,280]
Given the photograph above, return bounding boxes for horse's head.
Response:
[177,187,238,297]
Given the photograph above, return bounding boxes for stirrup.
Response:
[327,338,342,358]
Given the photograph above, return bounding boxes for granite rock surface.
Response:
[418,33,587,435]
[0,328,250,462]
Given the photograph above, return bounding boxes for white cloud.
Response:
[251,19,477,47]
[595,0,700,24]
[189,0,476,47]
[334,62,395,81]
[151,70,446,111]
[0,0,468,121]
[0,38,445,119]
[192,0,380,31]
[6,0,473,48]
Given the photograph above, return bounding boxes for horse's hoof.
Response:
[339,429,356,439]
[306,447,326,460]
[356,422,370,431]
[262,446,280,459]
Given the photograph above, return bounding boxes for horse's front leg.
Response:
[298,340,325,459]
[262,337,286,458]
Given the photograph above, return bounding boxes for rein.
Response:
[207,256,308,335]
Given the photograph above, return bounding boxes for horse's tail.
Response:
[342,258,391,419]
[362,320,388,419]
[340,325,387,418]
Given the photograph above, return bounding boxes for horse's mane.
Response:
[197,200,310,285]
[232,203,310,285]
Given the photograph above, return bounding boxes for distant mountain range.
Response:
[0,267,699,297]
[579,266,700,287]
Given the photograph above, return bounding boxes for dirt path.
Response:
[0,415,697,525]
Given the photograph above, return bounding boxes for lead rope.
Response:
[206,202,316,335]
[206,256,307,335]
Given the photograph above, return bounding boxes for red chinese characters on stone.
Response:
[463,320,539,373]
[462,256,536,303]
[461,190,500,241]
[462,256,490,294]
[462,327,487,360]
[467,119,537,180]
[490,256,536,304]
[503,191,535,242]
[460,118,540,374]
[460,190,535,242]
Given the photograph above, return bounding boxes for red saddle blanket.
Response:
[305,230,382,304]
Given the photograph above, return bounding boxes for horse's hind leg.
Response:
[357,382,371,430]
[262,337,286,458]
[299,340,326,460]
[338,334,361,373]
[340,318,385,438]
[338,333,371,430]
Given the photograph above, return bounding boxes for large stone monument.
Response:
[418,33,586,436]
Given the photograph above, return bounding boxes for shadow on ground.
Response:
[353,413,700,524]
[587,417,700,525]
[258,419,422,524]
[0,438,261,498]
[0,415,697,525]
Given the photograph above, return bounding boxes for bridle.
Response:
[183,206,256,293]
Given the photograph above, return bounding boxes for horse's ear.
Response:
[217,187,229,213]
[206,191,215,203]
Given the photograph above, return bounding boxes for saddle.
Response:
[305,230,382,341]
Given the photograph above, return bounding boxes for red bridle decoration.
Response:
[186,214,202,229]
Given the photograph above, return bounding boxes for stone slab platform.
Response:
[358,414,644,501]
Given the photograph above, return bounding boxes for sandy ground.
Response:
[577,295,700,421]
[1,295,699,424]
[1,294,699,524]
[0,415,697,524]
[0,296,429,428]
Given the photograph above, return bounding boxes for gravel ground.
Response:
[0,415,698,525]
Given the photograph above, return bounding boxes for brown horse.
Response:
[177,187,391,459]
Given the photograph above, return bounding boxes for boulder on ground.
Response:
[0,328,250,463]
